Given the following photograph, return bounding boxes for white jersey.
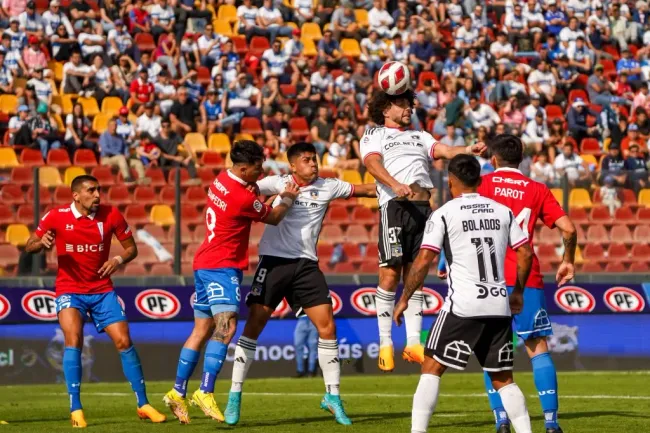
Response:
[257,175,354,261]
[422,193,528,318]
[360,126,438,207]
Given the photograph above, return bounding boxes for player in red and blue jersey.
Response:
[478,135,577,433]
[163,140,299,424]
[25,175,166,428]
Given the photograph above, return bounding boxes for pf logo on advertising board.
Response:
[330,290,342,315]
[422,287,444,314]
[0,294,10,321]
[604,287,646,312]
[554,286,596,313]
[135,289,180,319]
[351,288,377,316]
[21,290,57,320]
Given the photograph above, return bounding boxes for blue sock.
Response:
[173,348,200,397]
[532,352,559,429]
[63,347,83,412]
[120,346,149,408]
[483,371,509,428]
[199,341,228,393]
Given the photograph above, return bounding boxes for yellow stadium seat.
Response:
[276,152,288,163]
[301,22,322,41]
[225,152,233,168]
[101,97,124,117]
[285,21,298,30]
[550,188,563,205]
[217,4,237,23]
[93,113,110,134]
[322,152,329,166]
[61,94,74,115]
[363,171,375,184]
[185,133,208,153]
[213,19,233,37]
[150,204,175,226]
[303,38,318,56]
[639,189,650,207]
[354,9,369,27]
[77,97,100,117]
[581,154,597,167]
[0,147,19,168]
[39,166,63,188]
[49,61,64,82]
[5,223,29,247]
[340,169,362,184]
[64,166,86,186]
[323,23,331,32]
[0,94,17,114]
[359,197,378,209]
[52,112,65,132]
[48,79,59,96]
[234,133,254,143]
[340,39,361,57]
[569,188,592,208]
[208,133,231,153]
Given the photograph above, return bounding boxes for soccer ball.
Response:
[378,61,411,95]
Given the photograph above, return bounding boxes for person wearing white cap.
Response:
[7,104,29,145]
[42,0,74,37]
[567,97,599,145]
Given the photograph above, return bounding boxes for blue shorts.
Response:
[507,286,553,340]
[55,291,126,333]
[194,268,243,318]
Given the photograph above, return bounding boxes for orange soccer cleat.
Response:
[70,409,87,428]
[402,344,425,364]
[137,404,167,423]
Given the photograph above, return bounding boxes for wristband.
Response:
[113,255,124,265]
[281,196,294,207]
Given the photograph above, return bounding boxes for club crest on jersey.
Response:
[253,200,263,212]
[411,134,420,140]
[391,245,403,257]
[310,190,319,199]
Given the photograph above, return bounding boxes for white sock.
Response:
[376,287,395,347]
[318,338,340,396]
[498,383,532,433]
[411,374,440,433]
[230,336,257,393]
[405,292,424,346]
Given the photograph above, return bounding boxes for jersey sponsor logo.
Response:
[135,289,181,319]
[554,286,596,313]
[21,290,57,321]
[603,287,646,312]
[422,287,444,314]
[212,178,230,195]
[330,290,342,315]
[350,287,377,316]
[383,141,424,150]
[491,177,530,187]
[65,243,105,253]
[271,298,291,318]
[0,294,10,321]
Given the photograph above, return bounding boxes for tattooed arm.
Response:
[24,231,55,254]
[554,215,577,286]
[211,311,238,344]
[393,249,438,326]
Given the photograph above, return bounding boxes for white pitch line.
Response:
[42,392,650,400]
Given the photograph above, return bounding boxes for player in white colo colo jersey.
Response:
[360,88,487,371]
[393,154,535,433]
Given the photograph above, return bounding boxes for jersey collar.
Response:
[70,202,95,220]
[291,174,317,187]
[460,193,479,198]
[495,167,522,174]
[227,169,247,186]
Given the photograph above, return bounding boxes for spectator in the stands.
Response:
[409,30,435,78]
[17,82,37,114]
[170,86,203,135]
[441,48,462,79]
[51,23,77,62]
[415,79,439,124]
[465,94,500,134]
[5,17,26,52]
[137,51,162,84]
[523,109,550,151]
[42,1,74,38]
[600,143,627,186]
[310,63,334,103]
[588,63,617,106]
[0,51,12,95]
[567,36,592,73]
[617,48,643,89]
[392,0,412,22]
[615,71,635,100]
[455,15,480,54]
[129,68,154,115]
[226,73,262,118]
[27,66,52,105]
[63,50,95,97]
[261,74,292,117]
[202,88,243,135]
[136,101,162,139]
[388,33,409,63]
[198,22,226,69]
[237,0,259,42]
[100,117,147,186]
[107,19,134,63]
[154,70,176,117]
[283,28,304,62]
[462,47,488,84]
[360,30,387,79]
[440,124,465,147]
[568,98,600,145]
[544,0,567,36]
[254,0,293,43]
[331,2,364,41]
[327,131,360,170]
[264,108,292,153]
[334,64,355,106]
[111,54,137,102]
[310,105,333,156]
[116,106,135,142]
[128,0,150,35]
[531,151,557,186]
[174,0,212,40]
[317,29,348,69]
[351,61,372,108]
[154,117,201,185]
[154,30,179,78]
[64,102,94,158]
[294,0,316,25]
[180,68,205,104]
[150,0,175,44]
[262,39,296,84]
[91,54,121,105]
[554,54,578,95]
[502,93,526,135]
[69,0,97,30]
[78,20,108,65]
[135,132,160,168]
[2,0,26,23]
[99,0,122,33]
[368,0,393,38]
[527,59,561,105]
[625,143,650,191]
[611,3,639,51]
[622,123,645,152]
[18,1,43,39]
[29,101,61,159]
[554,141,591,187]
[7,105,29,145]
[212,39,240,85]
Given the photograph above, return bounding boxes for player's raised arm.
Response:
[432,140,487,160]
[363,152,413,198]
[554,215,577,285]
[351,183,377,197]
[262,182,300,226]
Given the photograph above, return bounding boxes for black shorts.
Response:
[378,199,432,267]
[425,310,514,372]
[246,255,331,314]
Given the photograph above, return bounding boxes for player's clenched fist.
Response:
[41,230,55,249]
[466,141,487,157]
[391,183,413,199]
[509,291,524,315]
[280,182,300,201]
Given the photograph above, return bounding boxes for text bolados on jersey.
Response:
[421,193,528,318]
[360,126,439,207]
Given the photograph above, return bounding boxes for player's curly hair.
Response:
[448,154,481,187]
[487,134,524,166]
[368,89,416,126]
[231,140,265,165]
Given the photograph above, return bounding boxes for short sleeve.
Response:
[421,210,445,253]
[35,209,56,237]
[111,207,133,241]
[540,187,566,228]
[508,210,529,250]
[422,132,439,161]
[327,178,354,200]
[257,175,285,196]
[360,128,383,164]
[240,194,272,222]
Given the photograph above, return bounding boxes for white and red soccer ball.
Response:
[378,61,411,95]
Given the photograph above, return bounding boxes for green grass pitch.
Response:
[1,372,649,432]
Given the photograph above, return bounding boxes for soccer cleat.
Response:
[497,423,511,433]
[70,409,87,428]
[546,428,564,433]
[320,393,352,426]
[224,391,242,426]
[402,344,425,364]
[163,389,191,424]
[190,389,224,422]
[136,404,167,423]
[378,345,394,372]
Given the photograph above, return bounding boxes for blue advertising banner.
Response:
[0,283,648,324]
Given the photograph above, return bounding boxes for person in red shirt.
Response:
[129,69,154,115]
[163,141,299,424]
[477,135,577,433]
[24,175,166,428]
